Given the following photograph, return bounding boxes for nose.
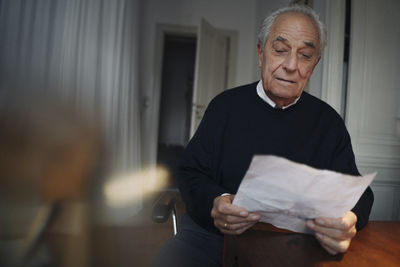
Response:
[282,52,298,72]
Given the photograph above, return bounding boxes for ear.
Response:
[257,43,263,68]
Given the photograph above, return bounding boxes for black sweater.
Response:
[177,82,374,234]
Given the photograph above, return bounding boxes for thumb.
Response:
[220,194,249,217]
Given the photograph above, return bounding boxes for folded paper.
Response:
[232,155,376,234]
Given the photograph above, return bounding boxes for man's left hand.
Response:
[306,211,357,255]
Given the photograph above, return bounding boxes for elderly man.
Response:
[154,4,373,267]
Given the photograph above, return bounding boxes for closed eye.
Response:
[301,53,311,59]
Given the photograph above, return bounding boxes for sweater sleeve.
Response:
[330,121,374,231]
[177,96,228,233]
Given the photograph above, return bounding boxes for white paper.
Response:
[232,155,376,234]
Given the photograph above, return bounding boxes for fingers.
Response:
[212,195,258,222]
[315,232,352,254]
[307,211,357,239]
[211,194,260,235]
[306,220,356,240]
[218,221,258,235]
[212,195,249,218]
[214,212,260,235]
[313,211,357,231]
[216,212,261,229]
[221,212,261,224]
[306,211,358,255]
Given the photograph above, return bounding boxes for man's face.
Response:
[257,12,320,107]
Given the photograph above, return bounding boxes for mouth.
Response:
[276,77,296,84]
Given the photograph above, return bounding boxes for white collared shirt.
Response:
[256,80,300,109]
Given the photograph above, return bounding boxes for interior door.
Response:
[346,0,400,220]
[189,19,229,138]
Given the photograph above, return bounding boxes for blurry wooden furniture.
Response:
[223,221,400,267]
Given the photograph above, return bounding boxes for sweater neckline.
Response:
[252,83,305,113]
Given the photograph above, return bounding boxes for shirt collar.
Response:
[256,80,300,109]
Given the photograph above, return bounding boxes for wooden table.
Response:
[223,221,400,267]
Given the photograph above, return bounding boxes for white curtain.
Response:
[0,0,142,224]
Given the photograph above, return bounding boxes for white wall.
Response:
[345,0,400,220]
[308,0,326,99]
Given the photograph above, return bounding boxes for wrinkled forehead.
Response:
[268,12,320,49]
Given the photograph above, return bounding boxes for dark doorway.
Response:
[157,34,197,187]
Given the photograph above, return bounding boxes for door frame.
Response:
[150,24,197,168]
[150,23,237,167]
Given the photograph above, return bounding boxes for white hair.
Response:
[258,4,327,55]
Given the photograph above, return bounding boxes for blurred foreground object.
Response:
[103,165,169,207]
[0,92,101,267]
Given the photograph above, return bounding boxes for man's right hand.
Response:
[211,194,260,235]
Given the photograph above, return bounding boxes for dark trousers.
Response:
[152,213,224,267]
